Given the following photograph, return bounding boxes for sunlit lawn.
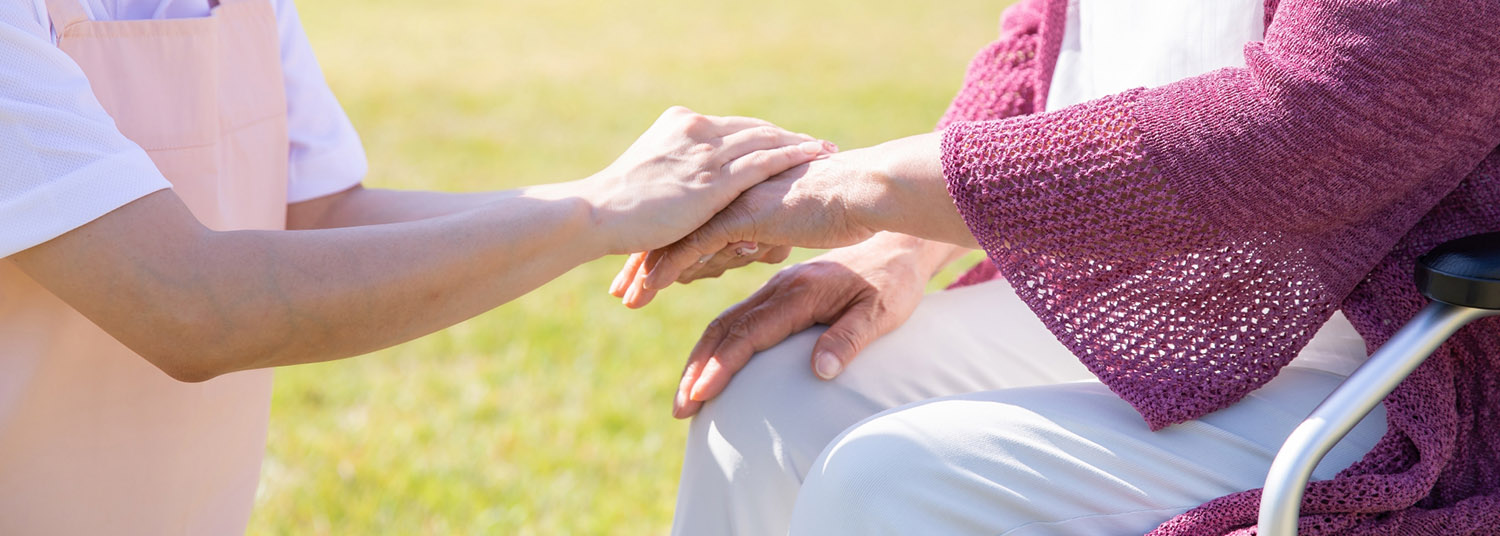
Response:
[250,0,1007,533]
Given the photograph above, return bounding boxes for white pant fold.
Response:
[672,279,1384,535]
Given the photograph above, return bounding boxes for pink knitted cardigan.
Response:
[938,0,1500,534]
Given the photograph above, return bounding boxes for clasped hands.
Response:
[598,108,974,419]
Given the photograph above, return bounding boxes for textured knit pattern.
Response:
[939,0,1500,534]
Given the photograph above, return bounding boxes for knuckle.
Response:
[703,317,729,339]
[824,327,862,349]
[753,125,783,141]
[765,269,794,288]
[773,263,805,282]
[690,142,716,156]
[681,113,712,133]
[782,270,813,289]
[728,152,765,173]
[776,282,809,305]
[723,321,757,348]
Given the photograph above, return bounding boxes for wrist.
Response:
[519,179,614,260]
[864,133,946,233]
[866,133,978,248]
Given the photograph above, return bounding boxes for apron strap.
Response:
[43,0,89,30]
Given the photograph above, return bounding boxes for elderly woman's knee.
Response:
[794,396,1057,518]
[796,426,929,515]
[693,328,827,427]
[796,403,983,514]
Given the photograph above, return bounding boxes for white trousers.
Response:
[671,279,1386,535]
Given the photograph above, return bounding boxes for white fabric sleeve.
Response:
[0,2,171,259]
[274,0,368,204]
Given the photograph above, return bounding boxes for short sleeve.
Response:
[0,2,170,258]
[274,0,367,203]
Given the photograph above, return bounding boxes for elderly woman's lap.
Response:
[787,369,1385,535]
[672,278,1385,535]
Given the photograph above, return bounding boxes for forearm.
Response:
[862,132,980,249]
[16,186,605,381]
[16,107,825,381]
[288,185,524,229]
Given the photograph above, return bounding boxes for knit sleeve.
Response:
[935,0,1060,288]
[942,0,1500,429]
[934,0,1055,129]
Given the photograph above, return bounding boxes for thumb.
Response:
[810,300,879,380]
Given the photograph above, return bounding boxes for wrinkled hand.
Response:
[669,238,930,418]
[583,106,833,255]
[608,241,793,306]
[615,147,889,307]
[678,242,795,283]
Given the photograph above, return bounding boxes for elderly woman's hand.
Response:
[582,106,833,256]
[608,242,794,303]
[669,233,967,418]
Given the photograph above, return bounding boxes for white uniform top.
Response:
[0,0,366,258]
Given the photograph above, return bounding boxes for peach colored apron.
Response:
[0,0,288,533]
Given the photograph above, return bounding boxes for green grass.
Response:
[251,1,1007,534]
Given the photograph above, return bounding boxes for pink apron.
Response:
[0,0,289,533]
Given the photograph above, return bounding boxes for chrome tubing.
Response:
[1257,302,1492,535]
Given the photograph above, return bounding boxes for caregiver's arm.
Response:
[286,121,828,230]
[286,186,519,230]
[11,108,827,382]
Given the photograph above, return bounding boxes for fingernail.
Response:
[623,280,640,304]
[689,381,707,401]
[735,244,759,257]
[697,254,714,264]
[797,140,823,154]
[609,271,627,295]
[688,373,708,401]
[814,352,843,380]
[822,140,839,153]
[689,360,720,401]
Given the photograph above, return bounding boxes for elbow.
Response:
[129,306,249,384]
[154,357,224,383]
[140,344,234,384]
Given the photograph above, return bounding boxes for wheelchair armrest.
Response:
[1257,231,1500,535]
[1417,231,1500,310]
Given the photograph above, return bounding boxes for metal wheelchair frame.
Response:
[1258,233,1500,535]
